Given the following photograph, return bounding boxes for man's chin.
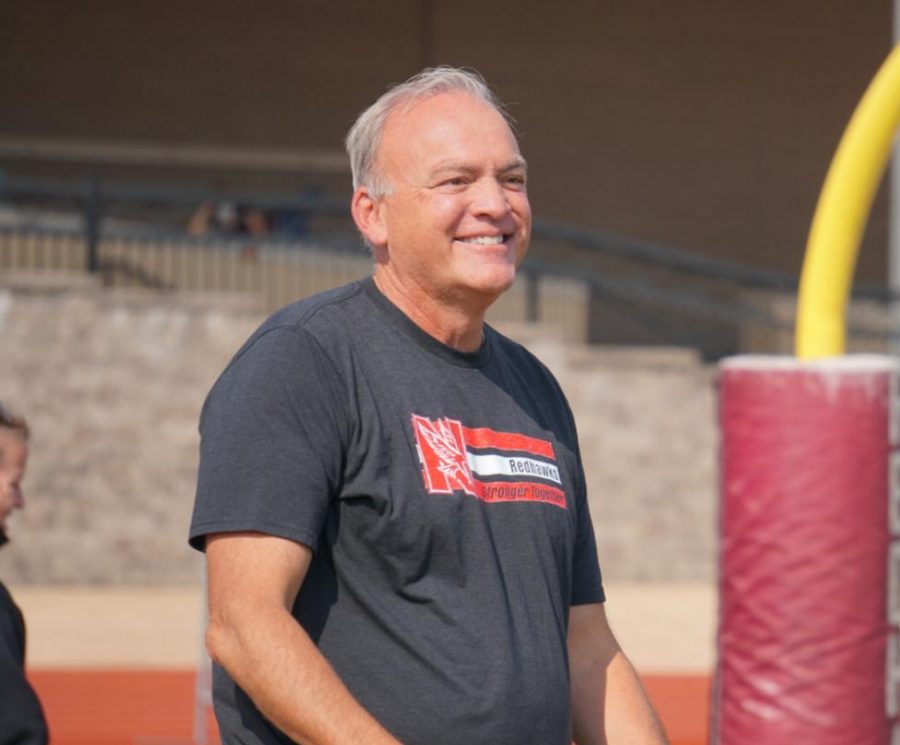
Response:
[472,274,517,300]
[462,262,517,291]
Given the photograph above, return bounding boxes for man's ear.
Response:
[351,187,388,250]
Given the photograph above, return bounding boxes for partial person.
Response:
[0,403,49,745]
[187,200,270,238]
[190,66,669,745]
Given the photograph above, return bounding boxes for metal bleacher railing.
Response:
[0,173,896,354]
[529,218,899,349]
[0,174,589,341]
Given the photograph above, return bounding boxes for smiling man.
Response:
[351,84,530,349]
[190,67,668,745]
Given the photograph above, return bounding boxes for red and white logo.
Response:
[411,414,567,509]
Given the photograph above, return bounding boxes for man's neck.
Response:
[372,271,488,353]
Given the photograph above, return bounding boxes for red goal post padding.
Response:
[714,355,899,744]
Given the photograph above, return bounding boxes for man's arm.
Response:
[568,602,669,745]
[205,532,401,745]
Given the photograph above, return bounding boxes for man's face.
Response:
[368,90,532,307]
[0,432,27,543]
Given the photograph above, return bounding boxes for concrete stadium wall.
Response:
[0,275,717,585]
[0,274,262,584]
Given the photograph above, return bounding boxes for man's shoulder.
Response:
[260,279,370,336]
[0,580,15,612]
[488,326,559,381]
[0,579,25,655]
[234,279,372,358]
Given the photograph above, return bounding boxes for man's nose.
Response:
[471,178,510,219]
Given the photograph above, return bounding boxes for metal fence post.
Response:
[85,175,101,273]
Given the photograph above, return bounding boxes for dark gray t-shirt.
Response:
[190,278,604,745]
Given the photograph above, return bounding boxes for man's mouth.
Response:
[456,234,509,246]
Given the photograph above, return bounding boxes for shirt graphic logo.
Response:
[411,414,567,509]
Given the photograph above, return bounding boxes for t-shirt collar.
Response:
[362,276,494,369]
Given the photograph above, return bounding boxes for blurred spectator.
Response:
[187,200,270,238]
[0,402,48,745]
[240,205,270,237]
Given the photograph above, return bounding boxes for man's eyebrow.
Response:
[428,156,528,176]
[428,160,474,177]
[500,156,528,173]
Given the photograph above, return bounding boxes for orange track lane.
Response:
[30,669,709,745]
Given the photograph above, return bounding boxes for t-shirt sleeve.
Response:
[523,347,606,607]
[556,385,605,606]
[189,325,349,552]
[570,457,605,605]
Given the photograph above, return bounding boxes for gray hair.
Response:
[345,66,513,198]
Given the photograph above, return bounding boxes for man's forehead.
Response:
[379,92,521,169]
[384,90,515,141]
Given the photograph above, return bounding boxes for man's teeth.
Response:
[459,235,504,245]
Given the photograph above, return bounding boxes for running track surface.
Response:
[30,669,710,745]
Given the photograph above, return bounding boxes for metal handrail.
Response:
[2,173,894,303]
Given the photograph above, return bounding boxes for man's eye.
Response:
[441,177,468,187]
[502,177,526,191]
